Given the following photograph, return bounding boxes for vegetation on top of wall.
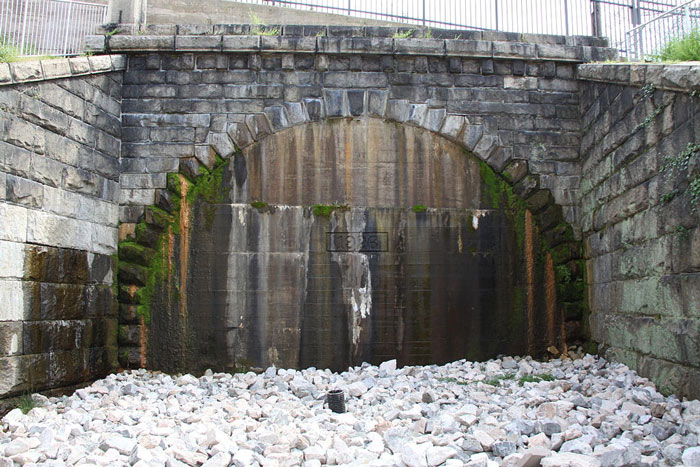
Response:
[393,29,414,39]
[412,204,428,213]
[249,11,281,36]
[654,29,700,62]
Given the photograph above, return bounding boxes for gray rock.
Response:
[492,441,517,457]
[682,446,700,467]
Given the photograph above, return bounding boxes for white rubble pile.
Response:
[1,354,700,466]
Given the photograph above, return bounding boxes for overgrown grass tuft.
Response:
[655,29,700,62]
[0,40,21,63]
[17,394,38,414]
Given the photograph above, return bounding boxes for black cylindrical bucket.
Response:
[327,389,346,413]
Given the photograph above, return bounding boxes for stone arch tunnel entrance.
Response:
[121,117,572,374]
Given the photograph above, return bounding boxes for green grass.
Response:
[17,394,37,414]
[393,29,414,39]
[655,29,700,62]
[485,373,516,387]
[0,40,21,63]
[437,377,469,385]
[312,202,349,217]
[0,39,54,63]
[518,373,555,386]
[412,204,428,213]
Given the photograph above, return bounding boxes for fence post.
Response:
[347,0,350,16]
[683,5,691,36]
[591,0,602,36]
[422,0,425,26]
[62,0,73,56]
[19,0,29,55]
[495,0,499,30]
[564,0,570,36]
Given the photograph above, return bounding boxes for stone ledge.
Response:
[0,55,127,87]
[89,30,617,62]
[577,62,700,93]
[96,23,610,47]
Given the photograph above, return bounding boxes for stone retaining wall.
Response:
[578,63,700,398]
[0,55,125,397]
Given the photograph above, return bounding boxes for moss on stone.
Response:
[412,204,428,213]
[312,202,349,217]
[118,156,231,327]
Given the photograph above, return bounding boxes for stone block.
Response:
[221,35,260,53]
[394,38,444,55]
[227,122,255,149]
[346,90,365,117]
[177,24,213,35]
[6,175,43,208]
[303,98,325,122]
[0,321,22,356]
[493,41,536,59]
[323,71,388,88]
[5,118,46,155]
[40,59,71,79]
[92,224,117,256]
[461,125,485,152]
[0,240,24,281]
[122,113,210,128]
[284,102,307,125]
[245,113,273,141]
[108,35,175,51]
[9,61,43,82]
[119,188,155,206]
[208,132,237,158]
[120,173,167,190]
[110,54,128,70]
[423,108,446,133]
[260,36,316,52]
[88,55,112,72]
[0,280,24,321]
[386,99,410,123]
[323,89,346,118]
[446,40,492,57]
[263,105,290,132]
[68,56,90,74]
[175,35,222,52]
[26,210,91,251]
[0,203,27,242]
[0,63,11,83]
[438,115,466,141]
[367,90,388,117]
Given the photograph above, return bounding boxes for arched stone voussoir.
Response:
[207,132,237,160]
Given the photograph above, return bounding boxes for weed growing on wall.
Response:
[661,142,700,211]
[249,10,281,36]
[393,29,414,39]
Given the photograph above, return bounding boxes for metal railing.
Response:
[625,0,700,59]
[0,0,107,57]
[254,0,594,36]
[245,0,685,54]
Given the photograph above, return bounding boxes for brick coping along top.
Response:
[85,24,617,63]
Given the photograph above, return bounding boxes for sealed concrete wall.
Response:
[0,56,124,397]
[579,63,700,398]
[132,119,566,373]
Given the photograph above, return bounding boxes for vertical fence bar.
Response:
[19,0,28,55]
[61,0,72,55]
